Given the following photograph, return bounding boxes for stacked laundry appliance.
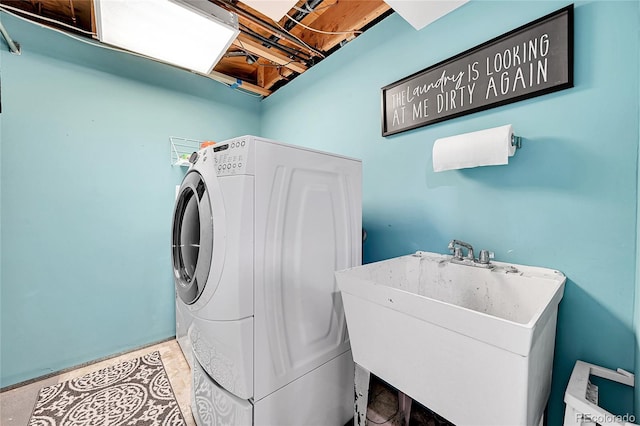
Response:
[171,135,362,425]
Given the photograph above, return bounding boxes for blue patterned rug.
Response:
[28,351,186,425]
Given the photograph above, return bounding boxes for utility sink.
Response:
[336,251,566,426]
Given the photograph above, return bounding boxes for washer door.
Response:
[172,171,213,305]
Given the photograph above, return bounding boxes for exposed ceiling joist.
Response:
[0,0,393,97]
[291,0,391,52]
[210,70,272,97]
[232,33,307,74]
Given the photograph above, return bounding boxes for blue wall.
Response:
[261,1,639,424]
[1,1,639,424]
[0,13,260,387]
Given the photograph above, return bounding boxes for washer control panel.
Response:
[206,137,251,176]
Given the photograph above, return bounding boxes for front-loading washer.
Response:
[175,285,194,369]
[171,135,361,425]
[174,185,194,370]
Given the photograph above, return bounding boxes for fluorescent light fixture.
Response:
[94,0,239,74]
[242,0,298,22]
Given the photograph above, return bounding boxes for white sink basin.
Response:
[336,251,565,426]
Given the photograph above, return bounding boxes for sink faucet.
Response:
[448,239,495,268]
[448,239,474,261]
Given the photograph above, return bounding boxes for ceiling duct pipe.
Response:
[283,0,324,31]
[266,0,324,65]
[240,24,309,62]
[213,0,323,58]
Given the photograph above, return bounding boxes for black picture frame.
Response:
[381,4,574,137]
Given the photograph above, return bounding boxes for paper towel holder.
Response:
[432,124,521,173]
[511,134,522,150]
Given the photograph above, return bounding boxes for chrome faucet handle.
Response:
[478,250,494,264]
[453,247,463,259]
[467,248,475,261]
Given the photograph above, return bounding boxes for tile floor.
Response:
[0,339,443,426]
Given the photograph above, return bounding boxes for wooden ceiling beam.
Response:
[232,33,307,74]
[212,0,322,59]
[209,70,271,97]
[292,0,390,52]
[89,0,95,34]
[257,64,278,89]
[257,60,293,89]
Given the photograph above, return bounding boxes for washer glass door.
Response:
[172,171,213,304]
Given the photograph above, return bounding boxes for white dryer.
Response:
[171,135,362,425]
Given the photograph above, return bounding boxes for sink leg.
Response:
[398,391,412,426]
[354,364,370,426]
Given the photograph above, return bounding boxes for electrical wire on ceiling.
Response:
[259,0,326,66]
[257,61,294,68]
[284,13,363,36]
[270,18,324,59]
[292,0,336,14]
[281,0,323,32]
[224,49,256,63]
[213,0,324,59]
[234,39,296,68]
[292,2,314,13]
[239,23,310,64]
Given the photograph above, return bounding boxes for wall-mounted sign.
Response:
[381,5,573,137]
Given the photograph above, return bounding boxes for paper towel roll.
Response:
[432,124,516,172]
